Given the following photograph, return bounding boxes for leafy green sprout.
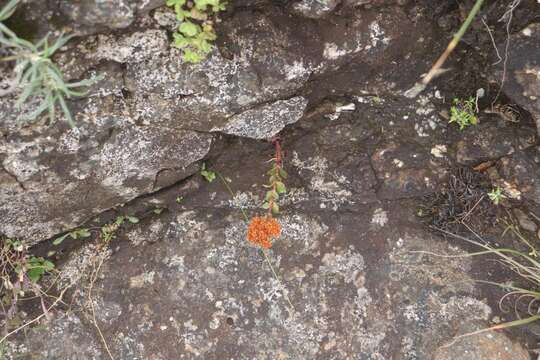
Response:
[0,0,101,126]
[449,97,478,130]
[100,215,139,244]
[166,0,226,63]
[52,228,91,245]
[1,238,55,284]
[0,238,59,355]
[22,257,55,283]
[262,162,287,215]
[372,96,383,105]
[52,215,139,246]
[488,186,505,205]
[201,163,216,182]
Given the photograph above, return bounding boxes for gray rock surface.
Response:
[455,122,534,165]
[291,0,341,18]
[213,97,309,139]
[493,23,540,136]
[6,0,165,39]
[513,208,538,233]
[4,197,529,358]
[498,148,540,207]
[6,80,536,356]
[1,2,539,358]
[0,3,421,244]
[59,0,136,33]
[0,116,211,244]
[3,314,104,359]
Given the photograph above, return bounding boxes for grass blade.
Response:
[46,34,74,55]
[0,0,20,21]
[20,94,51,121]
[57,95,74,127]
[441,314,540,349]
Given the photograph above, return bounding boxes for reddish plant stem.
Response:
[268,137,283,217]
[273,137,282,168]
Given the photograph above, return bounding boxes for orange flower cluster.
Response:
[247,216,281,249]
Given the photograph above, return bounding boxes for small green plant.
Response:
[0,0,100,125]
[166,0,226,63]
[23,257,55,283]
[176,196,184,203]
[0,239,55,347]
[449,97,478,130]
[1,239,55,285]
[201,163,216,182]
[0,237,79,351]
[52,228,92,245]
[262,140,287,215]
[100,215,139,244]
[488,186,505,205]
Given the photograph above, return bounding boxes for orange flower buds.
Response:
[247,216,281,249]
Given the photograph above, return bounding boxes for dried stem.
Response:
[262,250,295,315]
[0,286,69,345]
[440,314,540,349]
[422,0,485,85]
[88,258,115,360]
[492,0,522,106]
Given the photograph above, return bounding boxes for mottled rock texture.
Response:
[291,0,342,18]
[8,0,165,37]
[1,0,539,358]
[0,1,425,244]
[4,180,532,358]
[5,83,538,358]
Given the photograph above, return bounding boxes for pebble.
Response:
[513,209,538,233]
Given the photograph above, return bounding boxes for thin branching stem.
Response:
[0,287,69,346]
[262,250,295,314]
[427,224,540,346]
[88,258,115,360]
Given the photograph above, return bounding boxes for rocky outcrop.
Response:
[1,0,539,358]
[4,196,530,358]
[6,0,165,40]
[0,114,211,244]
[0,3,421,244]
